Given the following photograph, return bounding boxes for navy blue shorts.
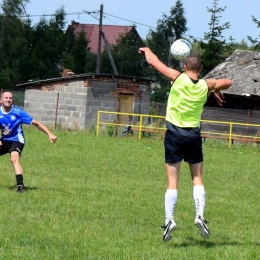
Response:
[164,129,203,164]
[0,141,24,156]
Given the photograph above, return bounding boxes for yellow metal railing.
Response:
[200,119,260,147]
[96,111,165,140]
[96,111,260,148]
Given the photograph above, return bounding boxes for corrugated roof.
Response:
[68,22,136,54]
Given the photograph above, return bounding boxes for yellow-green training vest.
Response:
[166,73,208,128]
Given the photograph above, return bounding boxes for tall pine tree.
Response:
[191,0,230,76]
[247,16,260,50]
[145,0,188,102]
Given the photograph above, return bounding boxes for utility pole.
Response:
[96,4,103,74]
[95,4,118,75]
[102,32,118,75]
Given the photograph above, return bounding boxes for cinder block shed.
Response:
[16,73,153,130]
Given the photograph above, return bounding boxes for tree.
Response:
[145,0,188,101]
[47,7,67,77]
[23,7,68,80]
[63,22,96,74]
[100,29,145,76]
[0,0,30,88]
[247,16,260,50]
[191,0,231,76]
[147,0,188,69]
[72,31,90,74]
[63,30,96,74]
[18,17,35,81]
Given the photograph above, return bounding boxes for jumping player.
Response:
[139,47,233,241]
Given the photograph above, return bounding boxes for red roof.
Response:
[68,22,137,54]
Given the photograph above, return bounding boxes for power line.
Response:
[102,12,202,41]
[103,12,156,30]
[0,9,202,40]
[91,11,202,40]
[0,11,90,18]
[2,9,157,31]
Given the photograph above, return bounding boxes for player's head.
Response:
[183,54,202,72]
[1,91,13,107]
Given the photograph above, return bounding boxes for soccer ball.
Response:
[170,39,192,61]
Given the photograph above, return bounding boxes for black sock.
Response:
[16,174,24,187]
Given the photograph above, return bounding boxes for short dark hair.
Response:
[183,54,202,71]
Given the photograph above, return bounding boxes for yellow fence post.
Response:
[96,111,100,136]
[138,115,142,140]
[229,123,233,148]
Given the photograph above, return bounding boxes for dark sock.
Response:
[16,174,24,187]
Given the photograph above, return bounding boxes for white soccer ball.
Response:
[170,39,192,61]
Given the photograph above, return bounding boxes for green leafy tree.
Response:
[145,0,188,101]
[24,7,67,80]
[147,0,187,66]
[150,85,169,103]
[191,0,231,76]
[47,7,67,77]
[247,16,260,50]
[18,17,36,81]
[115,31,145,77]
[100,29,145,76]
[63,30,86,74]
[224,37,251,55]
[85,50,96,73]
[28,17,52,79]
[63,23,96,74]
[0,0,29,88]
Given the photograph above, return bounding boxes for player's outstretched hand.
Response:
[138,47,145,55]
[214,91,225,106]
[49,134,57,143]
[138,47,151,55]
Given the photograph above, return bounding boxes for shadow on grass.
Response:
[175,236,257,248]
[7,185,38,192]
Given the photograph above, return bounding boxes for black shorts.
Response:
[164,129,203,164]
[0,141,24,156]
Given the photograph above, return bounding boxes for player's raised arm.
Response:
[139,47,180,82]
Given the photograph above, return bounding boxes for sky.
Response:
[24,0,260,44]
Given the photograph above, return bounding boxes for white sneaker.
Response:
[161,220,176,242]
[195,216,210,239]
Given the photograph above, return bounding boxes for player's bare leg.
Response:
[10,151,25,193]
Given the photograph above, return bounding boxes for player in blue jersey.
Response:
[0,91,57,193]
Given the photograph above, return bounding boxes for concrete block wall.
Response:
[85,82,118,128]
[85,96,118,126]
[24,90,58,127]
[24,80,88,130]
[23,77,152,130]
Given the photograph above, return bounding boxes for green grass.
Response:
[0,128,259,259]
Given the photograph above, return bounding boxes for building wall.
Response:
[24,77,152,130]
[24,80,88,130]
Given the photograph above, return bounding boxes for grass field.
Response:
[0,128,259,259]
